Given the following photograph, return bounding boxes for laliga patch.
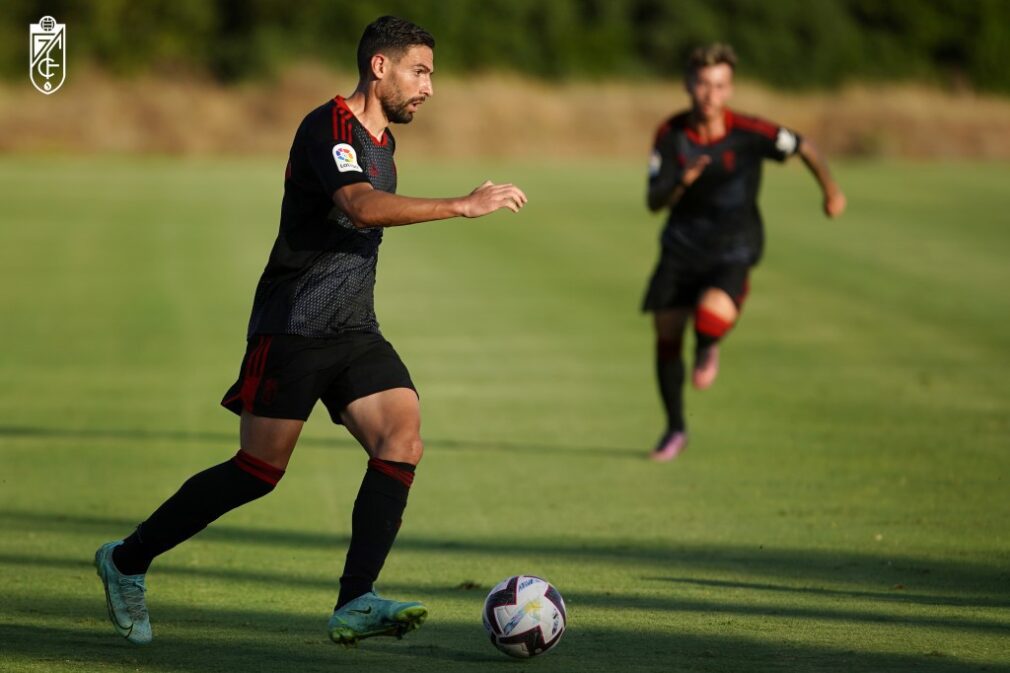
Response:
[332,143,362,173]
[648,149,662,177]
[775,128,798,155]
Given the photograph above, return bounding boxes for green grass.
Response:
[0,156,1008,673]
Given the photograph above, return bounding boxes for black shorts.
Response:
[641,252,751,312]
[220,332,416,424]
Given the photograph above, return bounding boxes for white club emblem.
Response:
[30,16,66,95]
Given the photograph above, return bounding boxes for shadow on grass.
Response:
[0,424,640,459]
[3,563,1008,637]
[1,598,1006,673]
[1,509,1007,609]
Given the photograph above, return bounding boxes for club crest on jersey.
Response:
[332,143,363,173]
[29,15,65,95]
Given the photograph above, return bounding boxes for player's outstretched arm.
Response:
[797,138,846,218]
[334,180,527,229]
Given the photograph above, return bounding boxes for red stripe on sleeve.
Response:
[728,111,778,139]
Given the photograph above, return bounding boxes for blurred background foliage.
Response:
[2,0,1008,91]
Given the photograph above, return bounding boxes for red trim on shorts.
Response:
[368,458,414,488]
[239,336,273,412]
[232,450,285,486]
[695,307,733,339]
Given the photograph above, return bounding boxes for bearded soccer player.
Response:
[94,16,527,646]
[644,43,846,462]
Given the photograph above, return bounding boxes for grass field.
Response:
[0,156,1008,672]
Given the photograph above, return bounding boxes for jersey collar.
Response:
[334,95,389,147]
[684,108,735,146]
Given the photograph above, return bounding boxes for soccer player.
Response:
[644,43,845,462]
[94,16,527,646]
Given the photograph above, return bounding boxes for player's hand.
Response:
[823,189,846,218]
[461,180,528,217]
[681,155,711,187]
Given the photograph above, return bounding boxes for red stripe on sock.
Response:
[368,458,414,488]
[695,307,733,339]
[232,450,285,486]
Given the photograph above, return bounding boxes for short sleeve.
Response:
[304,138,372,196]
[731,114,802,163]
[764,125,802,162]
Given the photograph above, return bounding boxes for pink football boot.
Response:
[692,345,720,390]
[650,431,688,462]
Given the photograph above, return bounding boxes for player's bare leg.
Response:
[692,287,739,390]
[651,308,692,461]
[328,388,427,646]
[340,387,424,465]
[239,412,303,469]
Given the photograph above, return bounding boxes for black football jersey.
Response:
[247,96,397,337]
[649,109,800,268]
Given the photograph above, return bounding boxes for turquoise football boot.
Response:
[94,541,152,645]
[328,591,427,647]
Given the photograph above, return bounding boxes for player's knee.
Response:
[699,288,738,320]
[406,437,424,465]
[695,305,735,340]
[377,432,424,465]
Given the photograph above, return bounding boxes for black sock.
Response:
[694,331,718,355]
[336,458,415,609]
[656,336,686,433]
[112,451,284,575]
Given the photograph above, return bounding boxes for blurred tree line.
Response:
[3,0,1008,92]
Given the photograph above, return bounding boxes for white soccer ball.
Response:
[482,575,566,658]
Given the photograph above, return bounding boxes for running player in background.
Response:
[644,43,846,462]
[95,15,527,646]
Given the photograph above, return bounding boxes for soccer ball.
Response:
[482,575,566,658]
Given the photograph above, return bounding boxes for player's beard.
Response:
[382,87,425,124]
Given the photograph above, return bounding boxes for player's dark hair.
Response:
[685,43,737,79]
[357,16,435,79]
